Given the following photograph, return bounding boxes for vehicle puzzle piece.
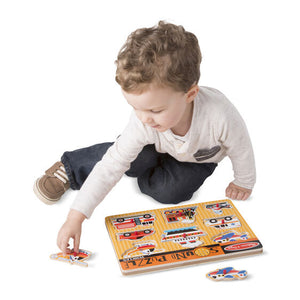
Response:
[112,214,155,230]
[212,231,249,244]
[205,201,232,214]
[204,215,241,229]
[163,207,197,224]
[122,241,164,258]
[161,226,206,248]
[117,229,155,241]
[206,267,248,281]
[50,249,92,267]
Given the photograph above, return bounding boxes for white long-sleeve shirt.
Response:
[71,86,256,218]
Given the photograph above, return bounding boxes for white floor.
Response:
[1,1,298,299]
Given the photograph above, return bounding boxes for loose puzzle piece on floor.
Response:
[105,199,263,275]
[50,249,92,267]
[206,267,248,281]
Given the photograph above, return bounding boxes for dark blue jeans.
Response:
[61,143,217,205]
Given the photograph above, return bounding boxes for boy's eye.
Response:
[151,110,163,113]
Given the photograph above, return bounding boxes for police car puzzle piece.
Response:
[212,231,249,244]
[206,267,248,281]
[50,249,92,267]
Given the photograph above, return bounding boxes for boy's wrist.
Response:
[67,209,86,224]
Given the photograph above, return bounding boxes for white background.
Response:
[1,0,299,298]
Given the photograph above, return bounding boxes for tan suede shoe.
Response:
[34,161,70,205]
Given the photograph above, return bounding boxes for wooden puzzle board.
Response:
[105,199,263,275]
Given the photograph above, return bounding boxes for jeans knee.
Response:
[138,177,194,204]
[154,189,194,204]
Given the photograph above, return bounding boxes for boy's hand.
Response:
[225,182,252,200]
[57,209,86,255]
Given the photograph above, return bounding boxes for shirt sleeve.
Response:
[70,113,151,218]
[217,100,256,190]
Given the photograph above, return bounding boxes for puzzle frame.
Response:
[105,199,263,275]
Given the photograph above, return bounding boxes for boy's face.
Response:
[122,84,196,134]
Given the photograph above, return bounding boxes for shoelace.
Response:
[54,165,69,184]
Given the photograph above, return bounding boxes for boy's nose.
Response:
[139,112,152,124]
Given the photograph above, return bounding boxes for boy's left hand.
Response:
[225,182,252,200]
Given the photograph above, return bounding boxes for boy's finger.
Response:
[230,189,238,199]
[236,191,244,200]
[60,237,70,255]
[242,192,250,201]
[225,188,232,198]
[73,235,80,253]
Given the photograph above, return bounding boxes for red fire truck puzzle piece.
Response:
[118,229,155,240]
[112,213,155,230]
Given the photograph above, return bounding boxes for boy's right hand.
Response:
[57,209,86,255]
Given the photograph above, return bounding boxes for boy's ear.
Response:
[186,85,200,103]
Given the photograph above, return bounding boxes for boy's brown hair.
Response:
[115,21,201,93]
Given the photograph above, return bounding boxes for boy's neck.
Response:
[171,102,194,136]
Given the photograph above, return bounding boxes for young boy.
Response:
[34,21,255,254]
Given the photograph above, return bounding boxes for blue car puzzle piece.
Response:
[207,267,248,281]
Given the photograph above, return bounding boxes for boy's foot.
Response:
[34,161,70,205]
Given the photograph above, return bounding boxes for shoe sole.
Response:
[33,178,60,205]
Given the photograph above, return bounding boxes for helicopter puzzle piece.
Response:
[206,267,248,281]
[50,249,92,267]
